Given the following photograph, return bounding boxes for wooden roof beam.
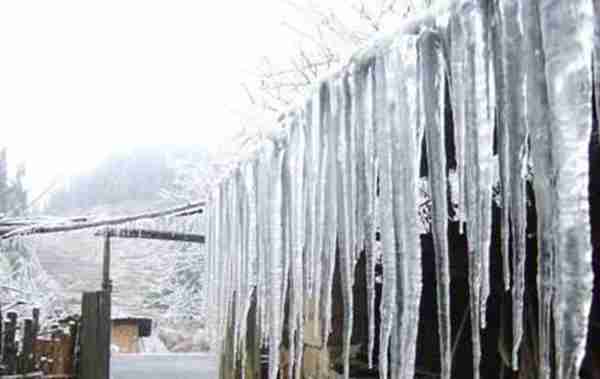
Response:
[94,228,205,244]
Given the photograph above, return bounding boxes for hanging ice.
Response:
[312,83,328,339]
[490,1,512,293]
[286,112,306,379]
[319,79,339,345]
[389,37,423,379]
[374,52,396,379]
[419,29,451,379]
[496,0,529,369]
[357,60,379,369]
[461,1,495,378]
[448,6,467,234]
[538,1,595,378]
[522,1,552,377]
[338,73,355,379]
[595,0,600,144]
[268,145,285,379]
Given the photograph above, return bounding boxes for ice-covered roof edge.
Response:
[211,1,459,188]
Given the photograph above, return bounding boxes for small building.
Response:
[111,317,152,353]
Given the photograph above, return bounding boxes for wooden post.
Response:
[4,312,17,374]
[31,309,39,337]
[101,233,111,379]
[31,308,39,369]
[78,233,111,379]
[21,318,34,374]
[79,291,109,379]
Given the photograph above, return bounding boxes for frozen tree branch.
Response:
[1,201,205,239]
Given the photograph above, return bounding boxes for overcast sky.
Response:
[0,0,296,193]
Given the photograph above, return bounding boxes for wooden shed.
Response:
[111,317,152,354]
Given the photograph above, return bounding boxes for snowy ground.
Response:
[111,353,216,379]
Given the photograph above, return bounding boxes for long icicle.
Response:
[498,0,529,369]
[522,1,552,377]
[538,1,595,378]
[375,52,397,379]
[419,29,452,379]
[339,72,355,379]
[320,79,338,345]
[268,145,284,379]
[312,83,327,339]
[389,43,406,379]
[287,113,305,379]
[595,0,600,146]
[361,61,379,369]
[491,0,512,293]
[462,1,495,377]
[391,37,424,379]
[449,4,467,234]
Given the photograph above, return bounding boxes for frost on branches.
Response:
[205,1,596,379]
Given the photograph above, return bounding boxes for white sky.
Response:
[0,0,295,193]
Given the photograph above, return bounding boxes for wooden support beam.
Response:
[94,228,205,244]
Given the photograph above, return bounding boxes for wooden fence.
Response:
[0,309,79,379]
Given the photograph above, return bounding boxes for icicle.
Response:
[268,145,285,379]
[347,74,359,265]
[287,112,306,379]
[491,1,512,293]
[360,60,379,369]
[522,1,552,377]
[320,79,339,344]
[338,72,354,379]
[448,8,467,233]
[312,83,328,339]
[280,146,291,347]
[461,1,495,377]
[299,101,313,379]
[478,7,495,333]
[240,160,258,376]
[497,0,529,369]
[374,53,396,379]
[402,43,423,379]
[234,171,244,368]
[258,142,275,346]
[303,99,315,299]
[419,29,451,379]
[595,0,600,145]
[538,1,595,378]
[233,170,245,369]
[354,66,366,257]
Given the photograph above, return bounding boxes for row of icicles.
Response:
[205,1,596,378]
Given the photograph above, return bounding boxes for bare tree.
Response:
[246,0,433,113]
